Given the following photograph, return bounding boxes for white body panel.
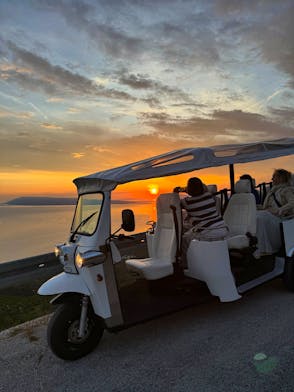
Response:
[79,264,111,318]
[38,267,112,319]
[185,239,241,302]
[38,272,90,296]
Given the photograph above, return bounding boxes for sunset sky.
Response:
[0,0,293,202]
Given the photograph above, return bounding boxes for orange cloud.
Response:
[46,97,64,102]
[41,122,63,129]
[67,107,82,113]
[0,108,34,119]
[72,152,85,159]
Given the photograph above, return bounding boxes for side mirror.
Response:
[121,209,135,232]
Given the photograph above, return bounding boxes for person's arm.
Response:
[173,186,186,193]
[263,191,280,215]
[278,188,294,216]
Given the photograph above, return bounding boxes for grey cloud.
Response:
[10,0,294,79]
[258,10,294,79]
[141,96,163,109]
[4,42,135,101]
[140,109,294,142]
[213,0,260,14]
[9,43,94,94]
[213,0,286,16]
[40,0,145,60]
[117,73,155,90]
[4,69,59,96]
[171,103,206,108]
[39,1,220,69]
[269,107,294,124]
[238,5,294,83]
[87,24,144,59]
[116,71,192,104]
[214,1,294,82]
[153,21,221,68]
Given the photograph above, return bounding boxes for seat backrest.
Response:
[151,193,181,261]
[207,184,217,194]
[223,179,256,236]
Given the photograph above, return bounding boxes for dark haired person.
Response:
[174,177,228,265]
[255,168,294,258]
[240,174,261,204]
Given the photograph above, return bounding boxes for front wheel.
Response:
[47,299,104,360]
[283,257,294,292]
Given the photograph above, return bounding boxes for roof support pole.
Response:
[229,164,235,193]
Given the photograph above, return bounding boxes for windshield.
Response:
[71,193,103,236]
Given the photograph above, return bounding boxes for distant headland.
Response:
[4,197,77,206]
[3,197,144,206]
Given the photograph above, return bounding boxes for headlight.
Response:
[54,246,62,257]
[55,244,67,258]
[75,250,105,268]
[75,252,84,268]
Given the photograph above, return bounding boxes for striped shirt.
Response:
[181,192,224,231]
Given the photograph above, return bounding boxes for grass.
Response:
[0,292,52,332]
[0,272,56,332]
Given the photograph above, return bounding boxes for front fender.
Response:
[38,272,90,296]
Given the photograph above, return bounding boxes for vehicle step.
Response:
[237,257,285,294]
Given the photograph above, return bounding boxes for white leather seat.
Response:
[224,179,256,250]
[125,193,181,280]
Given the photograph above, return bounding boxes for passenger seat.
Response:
[224,179,257,250]
[125,193,182,280]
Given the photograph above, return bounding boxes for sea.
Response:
[0,202,156,264]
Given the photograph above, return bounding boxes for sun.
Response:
[147,184,159,195]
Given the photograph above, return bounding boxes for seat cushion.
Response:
[125,258,174,280]
[227,235,249,249]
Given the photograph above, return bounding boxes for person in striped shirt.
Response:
[174,177,229,266]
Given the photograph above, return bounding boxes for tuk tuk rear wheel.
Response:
[283,257,294,292]
[47,300,104,360]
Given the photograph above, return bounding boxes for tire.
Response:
[47,299,104,360]
[283,257,294,292]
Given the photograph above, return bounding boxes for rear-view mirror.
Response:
[121,209,135,232]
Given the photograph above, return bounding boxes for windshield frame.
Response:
[70,192,104,237]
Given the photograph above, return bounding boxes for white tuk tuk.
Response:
[38,138,294,360]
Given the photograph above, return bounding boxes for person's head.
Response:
[240,174,254,191]
[186,177,204,196]
[272,169,292,186]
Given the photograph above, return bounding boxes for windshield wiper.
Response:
[70,211,98,242]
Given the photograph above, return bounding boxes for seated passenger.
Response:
[255,168,294,258]
[263,169,294,217]
[174,177,229,266]
[240,174,261,204]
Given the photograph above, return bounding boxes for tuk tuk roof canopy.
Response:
[74,137,294,193]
